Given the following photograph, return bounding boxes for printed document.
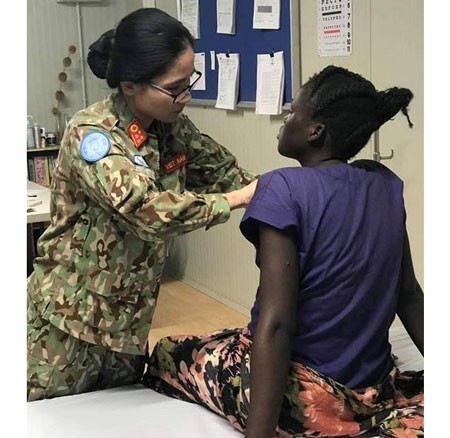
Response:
[181,0,200,39]
[194,53,206,90]
[255,51,284,115]
[215,53,240,110]
[253,0,280,29]
[217,0,236,34]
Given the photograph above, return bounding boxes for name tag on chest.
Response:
[162,153,187,173]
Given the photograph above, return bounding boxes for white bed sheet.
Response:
[27,325,423,438]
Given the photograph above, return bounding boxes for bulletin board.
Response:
[189,0,300,107]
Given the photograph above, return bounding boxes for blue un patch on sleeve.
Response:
[79,131,111,163]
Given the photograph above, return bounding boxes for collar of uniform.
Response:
[112,92,149,143]
[113,92,134,128]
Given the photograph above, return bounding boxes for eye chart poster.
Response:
[317,0,352,57]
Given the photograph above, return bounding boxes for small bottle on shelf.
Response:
[33,123,40,149]
[39,127,46,148]
[27,116,36,149]
[46,133,57,146]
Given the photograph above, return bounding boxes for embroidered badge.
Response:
[162,152,187,173]
[133,154,149,168]
[79,131,111,163]
[127,118,147,148]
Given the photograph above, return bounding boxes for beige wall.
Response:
[27,0,142,133]
[28,1,424,313]
[299,0,424,286]
[155,0,300,312]
[165,106,294,313]
[163,0,424,312]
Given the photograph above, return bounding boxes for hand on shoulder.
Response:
[225,180,258,210]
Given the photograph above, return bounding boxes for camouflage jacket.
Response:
[28,93,256,355]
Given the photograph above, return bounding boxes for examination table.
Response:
[27,324,423,438]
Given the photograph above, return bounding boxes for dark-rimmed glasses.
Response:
[149,70,202,103]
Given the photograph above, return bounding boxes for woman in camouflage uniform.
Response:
[27,7,257,401]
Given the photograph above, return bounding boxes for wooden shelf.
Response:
[27,146,60,154]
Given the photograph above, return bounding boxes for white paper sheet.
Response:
[210,50,216,70]
[28,386,242,438]
[255,51,284,115]
[181,0,200,39]
[215,53,240,110]
[217,0,236,34]
[253,0,280,29]
[193,52,206,90]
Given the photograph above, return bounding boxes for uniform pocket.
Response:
[39,265,157,336]
[70,213,92,257]
[27,318,79,401]
[82,268,152,333]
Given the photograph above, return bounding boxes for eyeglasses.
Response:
[149,70,202,103]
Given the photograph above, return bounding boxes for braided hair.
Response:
[303,65,414,160]
[87,8,194,89]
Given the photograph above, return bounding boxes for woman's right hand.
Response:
[224,180,258,210]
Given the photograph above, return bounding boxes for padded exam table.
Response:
[27,324,423,438]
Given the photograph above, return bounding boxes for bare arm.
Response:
[396,229,424,355]
[224,180,258,210]
[245,223,299,438]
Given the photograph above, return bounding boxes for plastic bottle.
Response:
[39,127,47,148]
[27,116,35,149]
[33,123,40,149]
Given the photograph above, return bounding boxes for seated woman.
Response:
[142,65,424,438]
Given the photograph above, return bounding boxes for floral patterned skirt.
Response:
[142,327,423,437]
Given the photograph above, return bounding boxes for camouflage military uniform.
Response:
[27,93,256,401]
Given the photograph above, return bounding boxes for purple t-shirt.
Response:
[240,160,405,388]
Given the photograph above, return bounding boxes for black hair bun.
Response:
[87,29,115,79]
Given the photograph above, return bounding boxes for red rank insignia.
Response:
[162,153,187,173]
[127,118,147,148]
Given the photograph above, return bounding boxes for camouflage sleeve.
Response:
[67,125,231,241]
[179,115,258,193]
